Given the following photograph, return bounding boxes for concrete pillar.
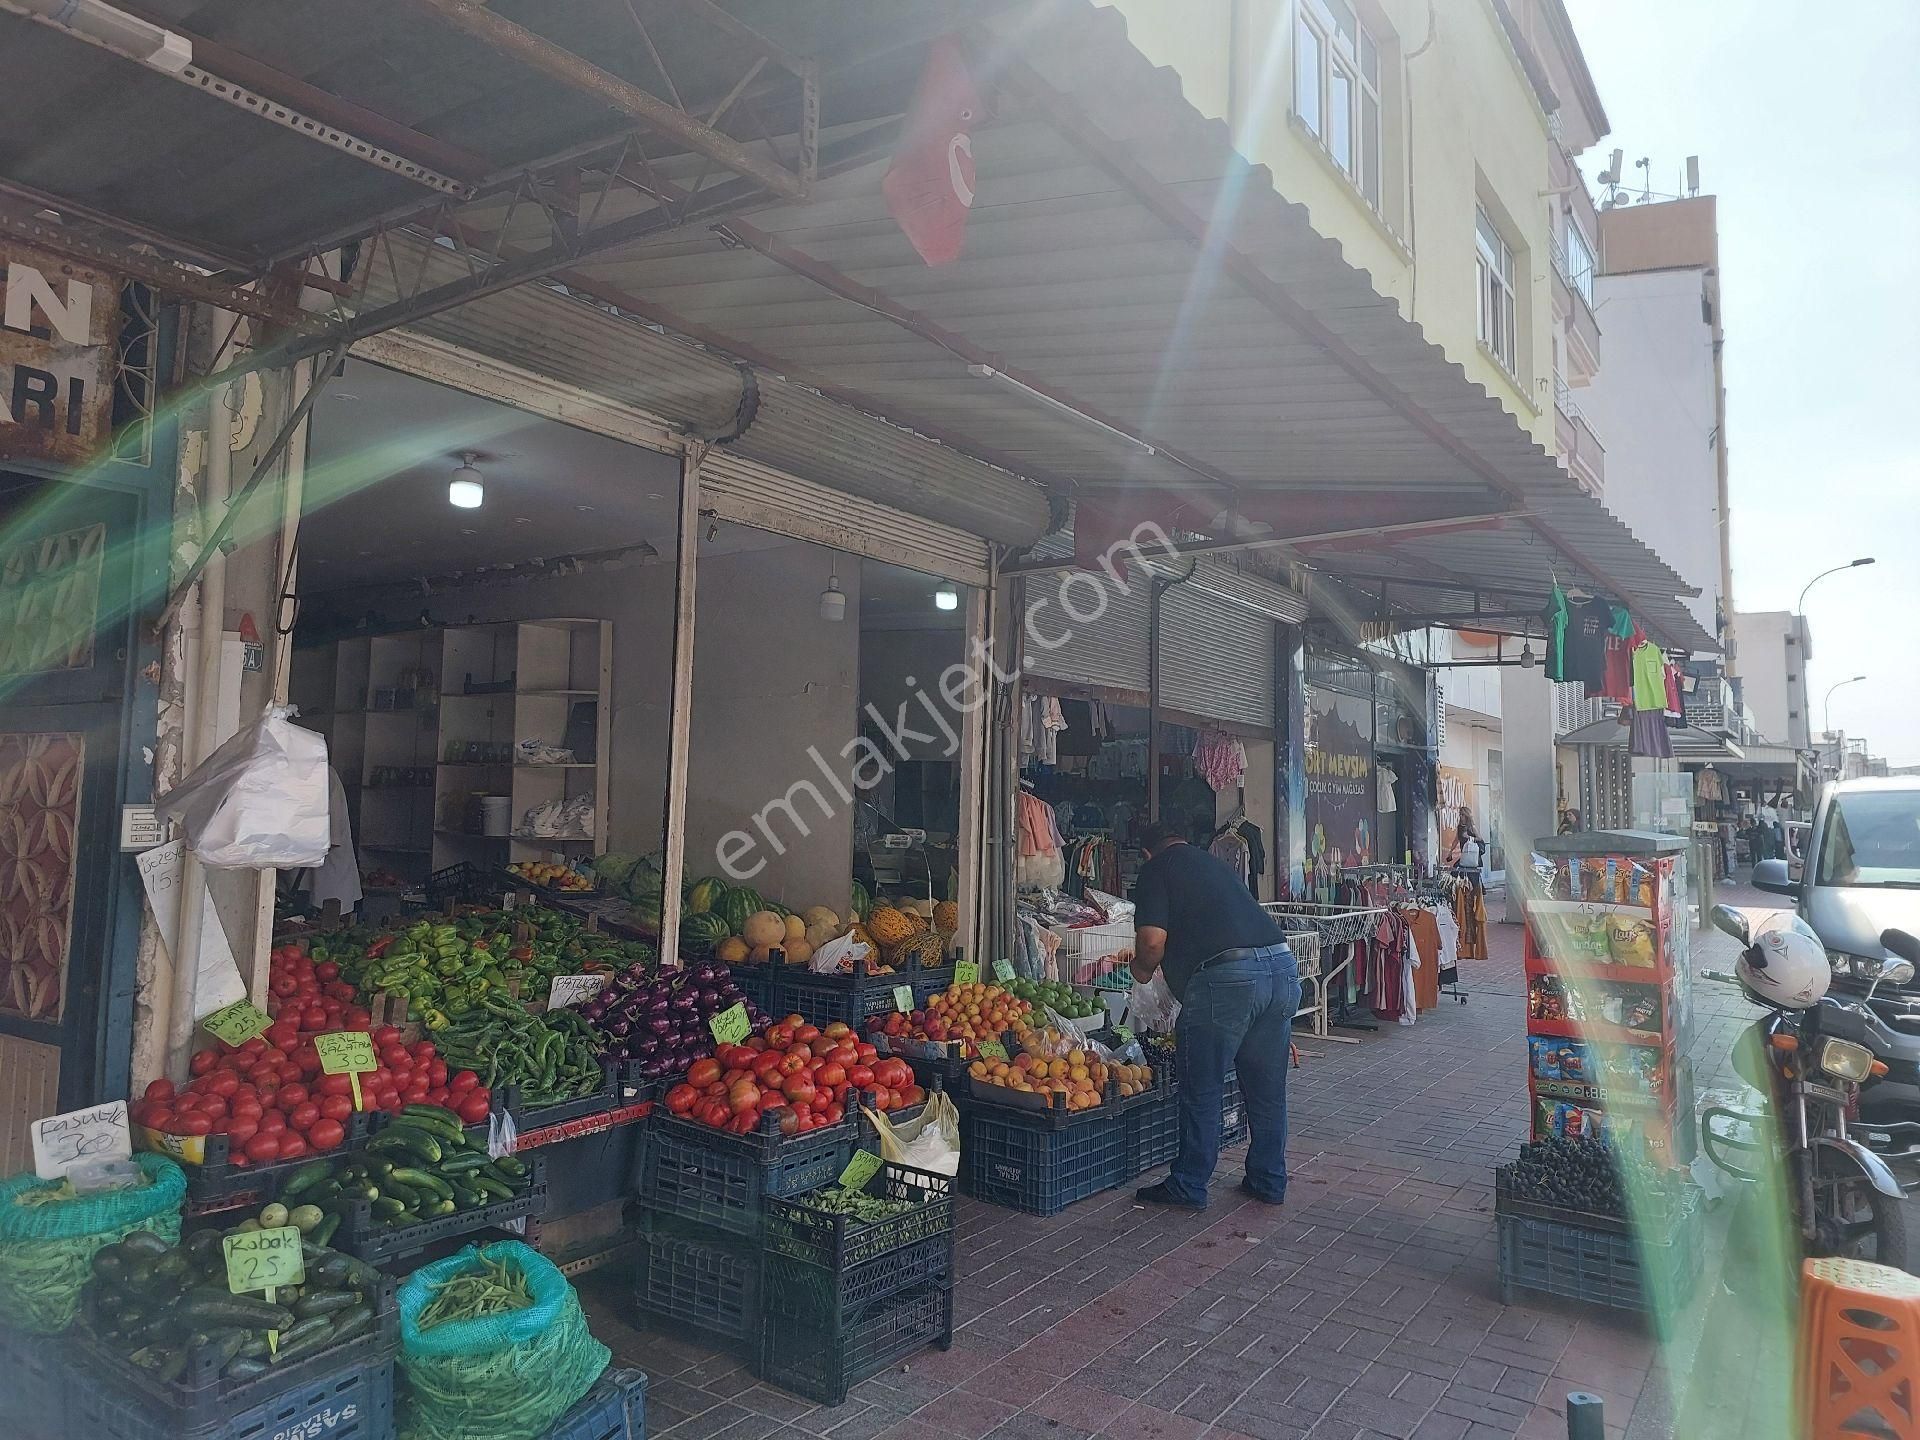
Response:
[1499,664,1556,923]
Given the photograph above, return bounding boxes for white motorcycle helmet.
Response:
[1737,912,1829,1009]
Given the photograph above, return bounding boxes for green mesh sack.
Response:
[0,1153,185,1333]
[398,1241,608,1440]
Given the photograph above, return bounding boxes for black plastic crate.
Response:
[637,1109,861,1241]
[764,1232,954,1324]
[1122,1077,1180,1176]
[150,1113,375,1215]
[723,963,777,1014]
[774,964,955,1028]
[69,1274,398,1439]
[960,1072,1117,1128]
[503,1063,619,1130]
[1497,1188,1702,1313]
[0,1323,65,1440]
[959,1102,1129,1215]
[755,1281,953,1407]
[634,1212,762,1343]
[332,1157,547,1265]
[1221,1070,1247,1147]
[764,1160,954,1272]
[543,1366,647,1440]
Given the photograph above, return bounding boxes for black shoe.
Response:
[1238,1181,1284,1205]
[1135,1181,1207,1210]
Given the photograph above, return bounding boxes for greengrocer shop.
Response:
[0,0,1718,1432]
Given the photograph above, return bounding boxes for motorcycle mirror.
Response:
[1880,928,1920,968]
[1710,905,1752,946]
[1885,959,1917,987]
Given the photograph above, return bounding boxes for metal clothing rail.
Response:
[1265,901,1390,1044]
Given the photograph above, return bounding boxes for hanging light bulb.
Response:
[933,582,959,612]
[448,452,484,509]
[1519,619,1536,669]
[819,571,846,621]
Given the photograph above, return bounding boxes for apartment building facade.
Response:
[1732,610,1814,751]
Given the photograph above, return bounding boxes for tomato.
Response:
[380,1044,410,1069]
[314,960,340,982]
[319,1095,354,1122]
[781,1074,817,1106]
[794,1024,821,1045]
[855,1043,879,1063]
[817,1062,847,1089]
[409,1041,436,1061]
[403,1079,430,1104]
[258,1110,287,1134]
[177,1113,213,1136]
[685,1056,721,1088]
[665,1083,700,1115]
[449,1070,481,1094]
[827,1044,858,1066]
[700,1100,732,1128]
[302,1005,328,1030]
[901,1085,925,1107]
[753,1052,786,1082]
[225,1119,257,1147]
[174,1093,204,1114]
[244,1133,282,1163]
[307,1118,346,1151]
[205,1071,239,1098]
[427,1059,449,1087]
[189,1049,217,1076]
[766,1024,794,1049]
[848,1065,875,1089]
[727,1079,762,1114]
[143,1078,176,1103]
[277,1083,309,1110]
[288,1102,320,1132]
[371,1025,402,1049]
[344,1008,374,1031]
[142,1107,174,1132]
[426,1088,450,1107]
[727,1110,760,1134]
[231,1098,264,1122]
[456,1091,492,1124]
[276,1134,309,1159]
[199,1096,229,1120]
[270,973,299,998]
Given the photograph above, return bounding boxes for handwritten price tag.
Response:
[992,958,1015,982]
[837,1149,883,1192]
[224,1226,305,1293]
[892,985,914,1013]
[977,1039,1008,1062]
[202,998,271,1048]
[315,1031,377,1110]
[32,1101,131,1181]
[546,974,609,1009]
[708,1003,751,1046]
[953,960,979,986]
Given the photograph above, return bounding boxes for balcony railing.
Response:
[1553,376,1606,494]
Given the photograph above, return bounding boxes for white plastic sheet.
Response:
[155,705,329,868]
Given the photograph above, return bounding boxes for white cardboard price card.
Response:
[32,1101,132,1180]
[546,974,610,1009]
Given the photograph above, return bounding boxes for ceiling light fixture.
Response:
[819,570,846,622]
[934,583,959,612]
[2,0,192,73]
[448,452,484,509]
[965,364,1157,457]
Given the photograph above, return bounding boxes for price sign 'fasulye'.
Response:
[32,1101,132,1181]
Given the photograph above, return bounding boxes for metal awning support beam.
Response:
[415,0,810,201]
[713,216,1243,493]
[992,51,1686,643]
[1293,511,1523,552]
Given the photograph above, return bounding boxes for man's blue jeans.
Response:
[1166,945,1300,1206]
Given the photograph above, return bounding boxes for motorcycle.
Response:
[1700,905,1910,1270]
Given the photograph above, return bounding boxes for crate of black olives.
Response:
[1495,1136,1693,1235]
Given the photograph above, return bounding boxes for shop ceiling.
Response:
[0,0,1711,652]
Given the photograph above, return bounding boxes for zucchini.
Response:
[235,1333,270,1360]
[184,1229,223,1259]
[198,1330,248,1373]
[90,1248,127,1282]
[308,1253,354,1287]
[328,1302,374,1344]
[120,1230,171,1258]
[225,1356,272,1382]
[309,1211,341,1248]
[388,1167,452,1200]
[180,1288,296,1330]
[274,1315,333,1352]
[293,1289,357,1320]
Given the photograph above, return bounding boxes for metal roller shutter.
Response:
[1159,584,1275,729]
[700,449,992,588]
[1019,536,1150,694]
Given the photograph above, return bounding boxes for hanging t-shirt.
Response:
[1561,597,1610,687]
[1631,642,1667,712]
[1546,585,1570,682]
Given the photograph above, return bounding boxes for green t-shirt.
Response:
[1631,642,1667,712]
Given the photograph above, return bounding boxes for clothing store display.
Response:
[1192,729,1248,791]
[1630,641,1667,712]
[1407,907,1442,1012]
[1240,820,1266,899]
[1560,596,1611,687]
[1435,904,1461,985]
[1209,826,1253,888]
[1057,699,1102,757]
[1378,761,1399,813]
[1547,583,1570,682]
[1453,882,1487,962]
[1602,634,1634,702]
[1629,707,1674,759]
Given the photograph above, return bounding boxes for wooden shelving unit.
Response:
[292,618,611,884]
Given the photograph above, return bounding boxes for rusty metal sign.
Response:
[0,242,119,467]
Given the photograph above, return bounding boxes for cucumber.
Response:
[397,1105,466,1141]
[448,1182,482,1209]
[293,1289,357,1320]
[380,1176,424,1207]
[424,1198,457,1218]
[279,1160,336,1200]
[181,1288,296,1330]
[388,1167,452,1200]
[438,1151,489,1174]
[490,1154,528,1180]
[370,1196,408,1220]
[369,1130,441,1166]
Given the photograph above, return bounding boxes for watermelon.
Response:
[849,880,871,923]
[679,910,729,956]
[686,876,729,915]
[714,887,762,936]
[624,855,664,905]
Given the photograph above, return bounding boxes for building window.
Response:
[1294,0,1383,210]
[1564,219,1595,304]
[1476,206,1518,375]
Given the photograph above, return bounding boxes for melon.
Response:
[715,935,750,965]
[783,913,806,944]
[782,938,814,966]
[747,944,774,965]
[742,910,787,948]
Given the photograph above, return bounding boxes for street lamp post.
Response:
[1824,674,1867,745]
[1797,556,1875,615]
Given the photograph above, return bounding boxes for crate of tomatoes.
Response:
[647,1014,925,1239]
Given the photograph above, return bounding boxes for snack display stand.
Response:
[1522,829,1694,1163]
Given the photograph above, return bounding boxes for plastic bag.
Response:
[862,1090,961,1176]
[812,929,872,975]
[156,705,329,868]
[1084,887,1135,924]
[399,1241,608,1440]
[0,1153,184,1333]
[1127,972,1181,1035]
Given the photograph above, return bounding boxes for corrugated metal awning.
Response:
[1560,716,1744,761]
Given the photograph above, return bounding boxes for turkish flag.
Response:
[882,36,980,266]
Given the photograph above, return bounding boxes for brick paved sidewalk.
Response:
[580,880,1814,1440]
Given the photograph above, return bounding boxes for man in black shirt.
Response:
[1129,823,1300,1209]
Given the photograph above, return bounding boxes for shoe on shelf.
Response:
[1135,1181,1207,1211]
